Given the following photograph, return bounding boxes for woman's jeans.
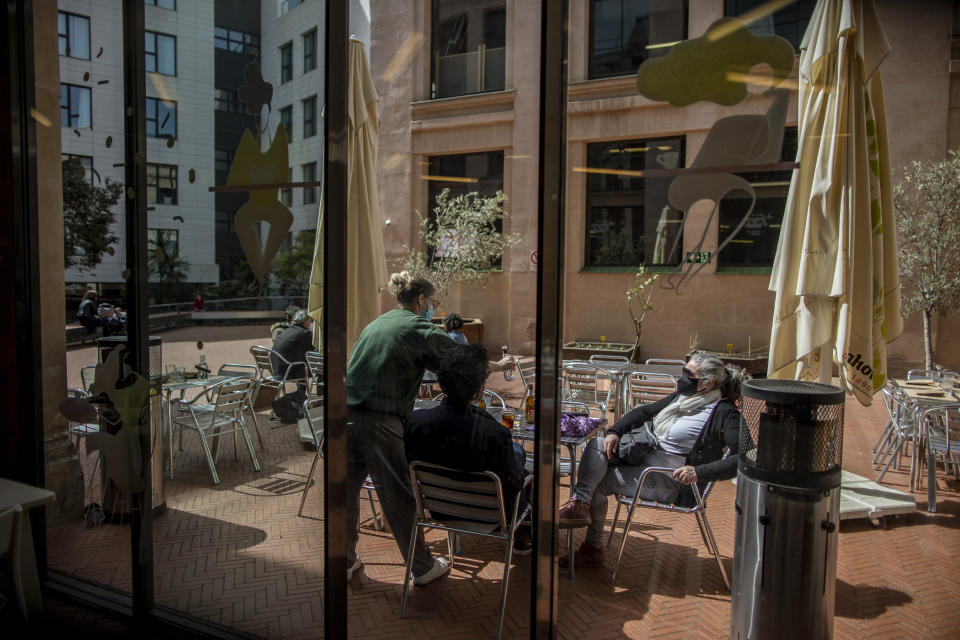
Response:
[571,438,684,548]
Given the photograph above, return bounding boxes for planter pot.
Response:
[433,317,484,344]
[562,341,635,362]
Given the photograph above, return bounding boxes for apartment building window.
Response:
[431,0,506,99]
[303,29,317,72]
[60,84,92,128]
[584,137,685,267]
[215,148,235,173]
[302,96,317,138]
[214,27,260,58]
[62,154,94,184]
[214,88,245,112]
[726,0,815,50]
[147,163,178,205]
[717,126,798,268]
[279,105,293,139]
[280,42,293,83]
[145,0,176,9]
[146,31,177,76]
[146,97,177,138]
[589,0,687,79]
[58,12,90,59]
[281,0,304,15]
[280,168,293,207]
[302,163,317,204]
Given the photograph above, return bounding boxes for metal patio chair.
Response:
[250,345,309,402]
[431,389,507,411]
[645,358,686,366]
[516,356,536,391]
[874,383,917,483]
[606,455,731,589]
[622,372,677,412]
[562,363,613,418]
[216,363,265,449]
[400,461,532,640]
[297,397,382,529]
[305,350,324,397]
[917,403,960,487]
[172,377,260,485]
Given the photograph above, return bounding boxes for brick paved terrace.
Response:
[44,325,960,638]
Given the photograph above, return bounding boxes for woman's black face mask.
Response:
[677,367,699,395]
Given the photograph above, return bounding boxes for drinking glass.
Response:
[942,374,955,394]
[501,410,515,430]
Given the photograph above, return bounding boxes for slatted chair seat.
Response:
[562,363,613,418]
[401,461,532,640]
[623,372,678,411]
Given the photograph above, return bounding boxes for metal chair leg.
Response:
[298,449,322,517]
[496,534,515,640]
[399,521,420,617]
[606,501,623,547]
[240,422,261,472]
[195,429,221,485]
[699,510,730,590]
[611,498,641,584]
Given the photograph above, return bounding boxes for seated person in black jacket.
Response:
[557,353,745,567]
[271,310,315,387]
[404,343,531,553]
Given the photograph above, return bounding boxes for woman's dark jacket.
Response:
[607,391,740,484]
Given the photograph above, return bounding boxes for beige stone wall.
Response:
[36,0,81,523]
[370,0,960,373]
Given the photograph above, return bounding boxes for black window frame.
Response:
[302,95,317,138]
[588,0,689,80]
[214,88,245,112]
[584,135,686,268]
[302,162,317,204]
[280,42,293,83]
[146,163,178,205]
[716,126,798,269]
[145,30,177,76]
[215,148,234,174]
[279,105,293,140]
[214,27,260,59]
[60,83,92,128]
[147,228,179,254]
[145,0,176,9]
[303,28,317,72]
[725,0,816,51]
[146,97,177,139]
[58,11,90,60]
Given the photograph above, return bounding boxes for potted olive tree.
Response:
[397,188,521,343]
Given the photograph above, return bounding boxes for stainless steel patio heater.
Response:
[730,379,845,640]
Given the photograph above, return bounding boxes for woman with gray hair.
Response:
[558,353,746,568]
[271,309,315,384]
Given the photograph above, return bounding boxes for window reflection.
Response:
[584,137,685,266]
[58,12,90,60]
[60,83,92,128]
[62,154,94,184]
[431,0,506,99]
[146,31,177,76]
[280,41,293,83]
[725,0,816,50]
[146,163,178,205]
[145,97,177,138]
[589,0,687,79]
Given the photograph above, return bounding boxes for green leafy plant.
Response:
[62,159,122,271]
[625,264,659,363]
[272,229,315,294]
[397,188,521,302]
[148,231,191,303]
[894,151,960,369]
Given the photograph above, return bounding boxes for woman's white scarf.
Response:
[652,389,721,440]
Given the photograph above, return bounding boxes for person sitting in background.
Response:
[271,310,315,386]
[444,313,468,344]
[404,343,531,553]
[271,304,302,344]
[557,353,744,568]
[77,290,102,334]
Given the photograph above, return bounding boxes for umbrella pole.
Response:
[820,343,831,385]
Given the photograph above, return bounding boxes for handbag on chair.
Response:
[614,420,660,466]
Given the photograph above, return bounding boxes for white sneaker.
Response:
[412,556,450,586]
[347,557,363,581]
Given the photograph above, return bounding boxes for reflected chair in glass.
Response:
[171,378,260,485]
[622,372,677,412]
[516,356,536,390]
[249,345,310,405]
[297,397,382,529]
[305,349,325,397]
[606,455,731,589]
[400,461,532,640]
[561,363,613,419]
[215,363,265,450]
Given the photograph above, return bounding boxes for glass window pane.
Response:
[69,14,91,59]
[725,0,816,50]
[432,0,507,98]
[589,0,687,79]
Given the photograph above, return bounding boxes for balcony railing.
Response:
[434,45,506,99]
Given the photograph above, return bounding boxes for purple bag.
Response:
[525,413,603,438]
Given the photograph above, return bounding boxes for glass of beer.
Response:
[501,410,515,429]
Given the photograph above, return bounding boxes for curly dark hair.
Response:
[444,313,464,333]
[437,343,488,408]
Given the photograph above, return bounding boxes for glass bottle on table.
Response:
[477,394,486,412]
[524,383,536,423]
[501,345,515,381]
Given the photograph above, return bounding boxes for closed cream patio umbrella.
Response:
[308,38,387,352]
[768,0,901,405]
